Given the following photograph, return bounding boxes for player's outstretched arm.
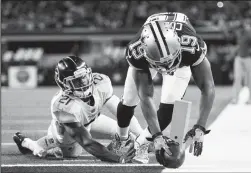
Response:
[62,122,135,163]
[132,68,174,164]
[191,57,215,128]
[184,57,215,156]
[132,68,161,136]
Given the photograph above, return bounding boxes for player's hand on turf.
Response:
[183,124,210,156]
[153,133,172,165]
[119,142,136,163]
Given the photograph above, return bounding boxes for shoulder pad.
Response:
[93,73,113,96]
[93,73,111,86]
[51,93,82,123]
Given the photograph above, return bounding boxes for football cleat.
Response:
[13,132,32,154]
[148,142,155,153]
[107,133,135,156]
[133,142,150,164]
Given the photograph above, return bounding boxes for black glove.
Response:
[183,124,210,156]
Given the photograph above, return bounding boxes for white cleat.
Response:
[133,142,150,164]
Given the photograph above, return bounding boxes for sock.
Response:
[22,138,38,151]
[117,127,130,141]
[129,116,144,136]
[22,138,45,156]
[157,103,174,131]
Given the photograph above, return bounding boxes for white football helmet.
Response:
[140,21,182,74]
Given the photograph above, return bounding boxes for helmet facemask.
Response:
[63,67,94,99]
[144,46,182,75]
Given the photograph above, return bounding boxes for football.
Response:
[161,140,185,169]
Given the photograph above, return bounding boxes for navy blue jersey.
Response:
[126,12,207,71]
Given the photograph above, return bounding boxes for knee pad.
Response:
[157,103,174,131]
[117,101,136,128]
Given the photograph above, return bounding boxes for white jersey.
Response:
[50,73,113,127]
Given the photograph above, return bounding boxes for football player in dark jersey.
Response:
[108,12,215,166]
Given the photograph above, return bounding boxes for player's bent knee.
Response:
[117,101,136,128]
[121,93,140,107]
[157,103,174,131]
[48,120,64,144]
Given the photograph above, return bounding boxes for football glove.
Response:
[183,124,210,156]
[153,132,173,165]
[118,141,136,163]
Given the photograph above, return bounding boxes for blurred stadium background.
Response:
[1,1,251,172]
[2,0,251,87]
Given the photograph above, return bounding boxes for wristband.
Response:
[193,124,211,134]
[152,132,163,140]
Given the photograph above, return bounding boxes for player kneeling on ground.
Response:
[13,56,146,163]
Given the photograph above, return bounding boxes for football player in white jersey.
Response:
[13,56,144,163]
[108,12,214,167]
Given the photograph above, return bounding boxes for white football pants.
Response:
[122,66,191,106]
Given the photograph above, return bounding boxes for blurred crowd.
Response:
[2,1,251,86]
[1,1,129,30]
[2,1,251,30]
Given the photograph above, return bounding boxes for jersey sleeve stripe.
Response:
[156,21,170,55]
[192,54,205,66]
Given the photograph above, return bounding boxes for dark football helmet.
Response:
[54,56,93,99]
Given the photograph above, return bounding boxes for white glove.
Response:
[184,125,210,156]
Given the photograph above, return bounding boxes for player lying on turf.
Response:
[108,12,215,168]
[13,56,145,163]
